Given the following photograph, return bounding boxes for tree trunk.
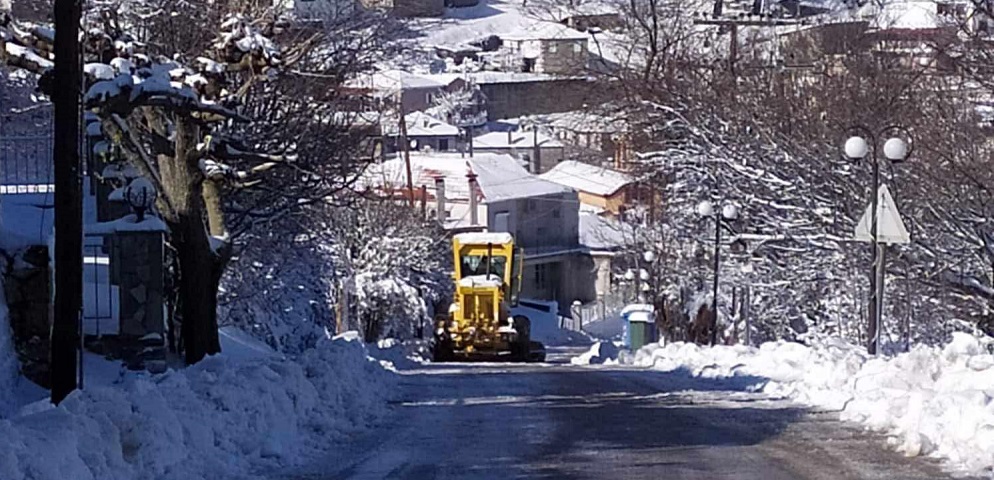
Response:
[175,215,224,363]
[159,117,227,364]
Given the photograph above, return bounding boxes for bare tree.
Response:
[1,2,390,363]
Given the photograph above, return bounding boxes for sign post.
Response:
[854,184,910,354]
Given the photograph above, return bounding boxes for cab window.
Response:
[460,255,507,279]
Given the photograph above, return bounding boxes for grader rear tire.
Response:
[511,315,531,362]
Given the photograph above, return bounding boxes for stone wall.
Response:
[538,39,587,75]
[1,246,50,387]
[110,232,164,339]
[480,78,597,121]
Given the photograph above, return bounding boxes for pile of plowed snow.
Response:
[628,334,994,474]
[0,332,394,480]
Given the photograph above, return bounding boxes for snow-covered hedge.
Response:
[0,334,393,480]
[627,334,994,475]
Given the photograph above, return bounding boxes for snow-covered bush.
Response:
[221,199,451,350]
[220,228,337,355]
[424,82,487,128]
[324,200,451,342]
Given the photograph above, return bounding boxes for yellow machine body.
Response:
[435,232,526,359]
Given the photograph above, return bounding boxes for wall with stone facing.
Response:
[110,232,164,339]
[0,246,50,387]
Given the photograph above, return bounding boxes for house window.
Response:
[572,43,582,53]
[552,208,560,218]
[439,138,449,151]
[534,264,548,290]
[495,212,510,232]
[549,43,558,53]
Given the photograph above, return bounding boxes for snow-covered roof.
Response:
[527,110,627,133]
[502,21,590,42]
[417,72,583,86]
[579,212,630,251]
[473,130,564,149]
[471,154,574,201]
[383,111,460,137]
[862,0,954,30]
[555,1,620,19]
[362,152,572,203]
[349,70,463,95]
[540,161,632,196]
[455,232,513,245]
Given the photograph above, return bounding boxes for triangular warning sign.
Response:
[855,184,910,244]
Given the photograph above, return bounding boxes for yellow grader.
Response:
[432,232,546,362]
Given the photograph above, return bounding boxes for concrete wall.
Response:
[520,253,598,308]
[591,254,613,298]
[487,191,579,251]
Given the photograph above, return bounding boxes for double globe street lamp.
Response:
[842,126,913,355]
[697,200,739,346]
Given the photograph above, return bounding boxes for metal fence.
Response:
[0,135,55,194]
[83,239,118,338]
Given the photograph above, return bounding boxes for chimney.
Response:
[467,171,479,226]
[435,177,446,223]
[507,129,513,145]
[531,128,541,174]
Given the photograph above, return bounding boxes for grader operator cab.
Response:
[432,232,546,363]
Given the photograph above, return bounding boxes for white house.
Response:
[500,21,590,74]
[273,0,355,21]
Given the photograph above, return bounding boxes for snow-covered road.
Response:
[284,346,974,480]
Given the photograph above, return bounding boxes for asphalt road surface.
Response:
[284,346,975,480]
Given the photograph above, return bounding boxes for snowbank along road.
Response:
[283,346,978,480]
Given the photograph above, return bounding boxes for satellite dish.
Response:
[410,139,418,149]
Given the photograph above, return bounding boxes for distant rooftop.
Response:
[502,21,591,42]
[382,111,460,137]
[540,160,632,196]
[362,152,572,203]
[473,130,564,149]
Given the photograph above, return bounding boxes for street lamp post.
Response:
[842,126,912,355]
[698,200,739,346]
[624,269,636,303]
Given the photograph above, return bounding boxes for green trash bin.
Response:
[624,306,656,352]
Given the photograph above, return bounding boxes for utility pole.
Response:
[51,0,83,405]
[398,104,414,207]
